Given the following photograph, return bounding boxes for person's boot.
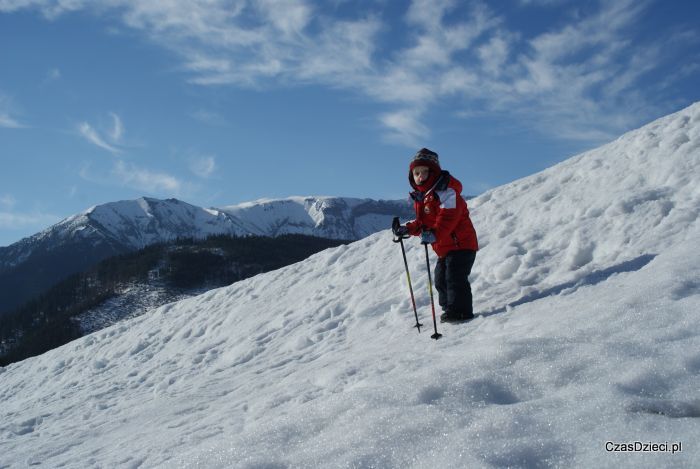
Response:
[440,311,474,323]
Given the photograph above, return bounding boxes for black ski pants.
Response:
[434,249,476,316]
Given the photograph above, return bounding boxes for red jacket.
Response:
[406,171,478,258]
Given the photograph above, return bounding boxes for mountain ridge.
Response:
[0,196,413,315]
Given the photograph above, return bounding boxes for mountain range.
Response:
[0,196,413,315]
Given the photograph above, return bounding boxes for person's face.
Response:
[412,166,430,185]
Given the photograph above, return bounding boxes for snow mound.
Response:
[1,103,698,468]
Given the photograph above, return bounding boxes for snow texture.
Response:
[1,103,699,468]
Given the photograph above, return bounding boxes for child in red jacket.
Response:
[393,148,478,322]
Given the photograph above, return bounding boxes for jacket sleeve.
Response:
[405,220,422,236]
[434,187,462,235]
[405,200,423,236]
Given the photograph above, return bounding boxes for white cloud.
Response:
[78,121,120,154]
[0,94,25,128]
[109,112,124,142]
[0,0,86,18]
[298,17,380,83]
[255,0,312,37]
[3,0,692,147]
[191,109,228,126]
[112,160,184,194]
[77,112,125,153]
[489,0,656,140]
[438,67,479,95]
[401,1,498,70]
[184,54,232,75]
[379,109,430,147]
[0,112,23,128]
[405,0,456,31]
[78,160,186,197]
[366,67,434,105]
[518,0,572,6]
[478,34,511,77]
[190,155,217,179]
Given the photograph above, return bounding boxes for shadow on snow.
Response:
[479,254,657,318]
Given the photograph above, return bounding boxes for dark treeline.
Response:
[0,234,347,366]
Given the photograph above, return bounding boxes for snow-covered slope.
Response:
[473,101,700,314]
[1,103,698,468]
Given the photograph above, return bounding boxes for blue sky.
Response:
[1,0,699,247]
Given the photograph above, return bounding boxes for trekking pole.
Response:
[422,240,442,340]
[392,217,423,332]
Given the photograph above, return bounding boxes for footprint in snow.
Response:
[11,417,41,436]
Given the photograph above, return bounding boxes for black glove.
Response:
[420,230,436,244]
[392,217,409,237]
[394,225,409,237]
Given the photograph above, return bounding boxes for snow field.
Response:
[1,102,699,468]
[471,103,700,315]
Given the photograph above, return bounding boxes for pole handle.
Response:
[392,216,410,243]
